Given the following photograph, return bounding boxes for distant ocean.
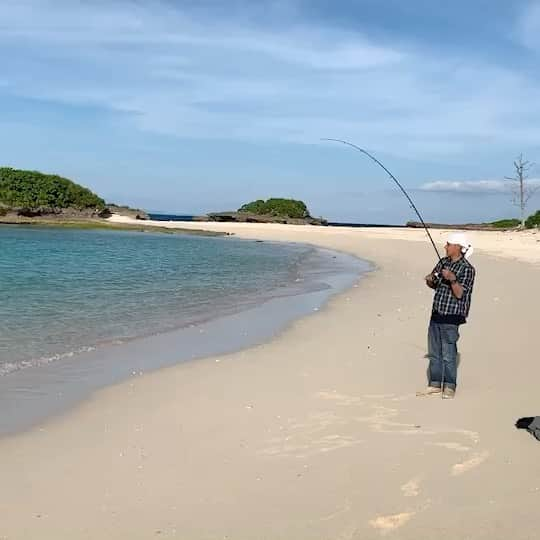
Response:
[149,213,197,221]
[148,213,404,228]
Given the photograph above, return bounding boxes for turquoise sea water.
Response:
[0,226,331,376]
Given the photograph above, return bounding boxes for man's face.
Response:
[445,242,462,258]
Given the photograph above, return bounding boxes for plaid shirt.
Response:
[431,256,475,318]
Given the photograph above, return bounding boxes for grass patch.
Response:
[490,218,521,228]
[0,217,228,237]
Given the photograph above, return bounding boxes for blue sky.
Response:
[1,0,540,223]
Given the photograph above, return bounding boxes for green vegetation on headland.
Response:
[0,167,149,220]
[0,167,105,213]
[525,210,540,228]
[0,167,224,236]
[488,212,539,229]
[202,198,327,225]
[489,218,522,228]
[238,198,309,219]
[407,211,539,231]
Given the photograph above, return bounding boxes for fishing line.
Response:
[322,138,444,265]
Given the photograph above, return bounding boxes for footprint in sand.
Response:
[320,500,352,522]
[430,441,471,452]
[317,391,364,405]
[369,512,414,534]
[451,451,489,476]
[401,478,421,497]
[363,392,412,403]
[314,391,488,479]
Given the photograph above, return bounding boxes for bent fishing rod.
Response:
[322,138,444,267]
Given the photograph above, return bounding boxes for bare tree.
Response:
[505,154,539,228]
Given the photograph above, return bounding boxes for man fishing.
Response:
[321,139,476,399]
[422,233,476,399]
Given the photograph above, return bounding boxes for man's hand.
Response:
[425,273,436,289]
[440,268,464,298]
[441,269,456,282]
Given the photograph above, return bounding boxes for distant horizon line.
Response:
[146,211,407,227]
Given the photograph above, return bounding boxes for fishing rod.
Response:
[322,138,444,266]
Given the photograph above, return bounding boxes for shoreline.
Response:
[0,217,227,236]
[0,241,369,437]
[1,222,539,539]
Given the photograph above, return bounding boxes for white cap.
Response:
[447,232,474,259]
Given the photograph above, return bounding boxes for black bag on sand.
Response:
[516,417,540,441]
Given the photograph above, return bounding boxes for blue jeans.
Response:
[428,322,460,390]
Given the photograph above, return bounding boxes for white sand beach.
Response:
[1,219,539,539]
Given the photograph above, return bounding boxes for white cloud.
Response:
[419,179,540,193]
[0,0,540,159]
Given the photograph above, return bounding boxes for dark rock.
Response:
[106,204,149,220]
[406,221,517,231]
[14,206,105,218]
